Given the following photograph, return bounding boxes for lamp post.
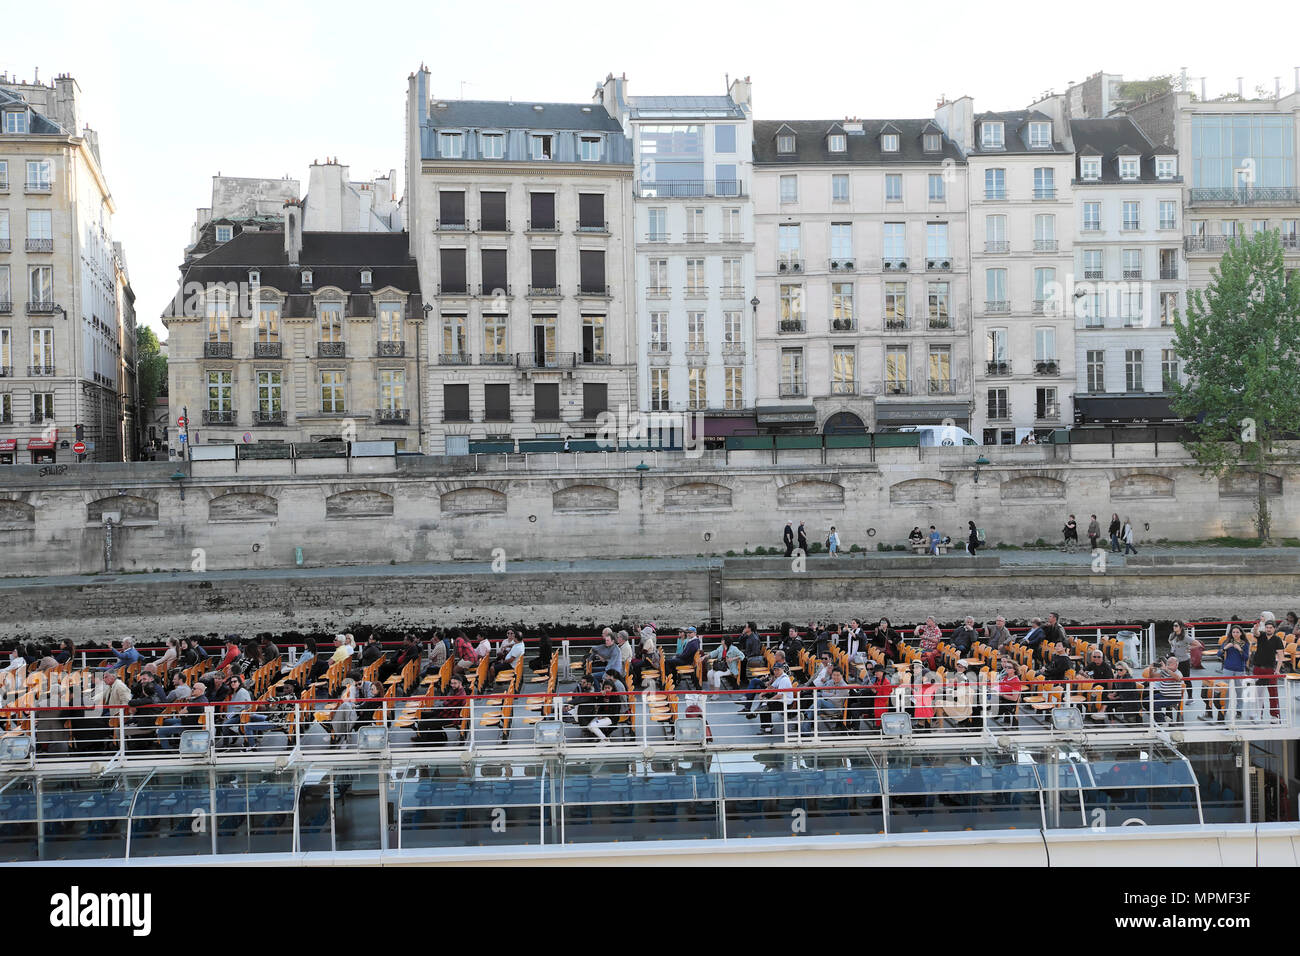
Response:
[973,454,990,483]
[170,469,187,501]
[635,459,650,491]
[419,302,431,454]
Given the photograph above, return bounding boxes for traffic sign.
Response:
[242,432,252,443]
[72,441,86,455]
[177,415,188,428]
[178,433,187,444]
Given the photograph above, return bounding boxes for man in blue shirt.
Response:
[106,637,140,672]
[928,526,942,556]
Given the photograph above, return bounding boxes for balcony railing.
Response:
[253,409,285,425]
[317,341,345,358]
[636,180,746,199]
[879,380,913,396]
[515,351,577,369]
[577,221,609,233]
[25,181,52,193]
[1159,268,1179,280]
[985,361,1011,376]
[644,233,669,243]
[203,409,235,425]
[437,283,470,295]
[577,284,610,297]
[985,189,1006,201]
[438,351,470,365]
[927,315,952,330]
[1082,221,1101,232]
[985,300,1010,314]
[778,319,806,333]
[927,379,956,395]
[984,240,1009,253]
[1034,360,1060,376]
[478,352,513,365]
[0,366,11,377]
[435,219,468,231]
[1188,186,1300,205]
[525,221,558,232]
[477,220,510,233]
[527,285,561,297]
[925,258,952,271]
[581,353,611,365]
[883,316,911,331]
[25,238,53,252]
[882,258,909,271]
[375,408,410,424]
[27,300,56,314]
[1184,235,1231,254]
[1160,219,1177,230]
[649,341,670,354]
[1036,405,1061,421]
[830,382,858,396]
[253,342,282,359]
[1033,187,1057,200]
[1033,239,1058,253]
[443,410,472,423]
[30,413,53,424]
[720,285,746,298]
[0,300,12,314]
[28,365,55,376]
[830,317,857,332]
[776,258,804,274]
[829,259,857,272]
[1083,269,1103,280]
[1122,269,1143,280]
[377,341,406,357]
[1122,220,1141,231]
[683,231,707,242]
[779,383,806,398]
[987,404,1011,421]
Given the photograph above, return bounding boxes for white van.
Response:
[896,424,981,447]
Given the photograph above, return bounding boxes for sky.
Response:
[5,0,1299,335]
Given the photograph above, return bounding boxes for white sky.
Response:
[6,0,1298,334]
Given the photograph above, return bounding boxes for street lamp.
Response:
[635,459,650,491]
[973,454,990,483]
[170,469,187,501]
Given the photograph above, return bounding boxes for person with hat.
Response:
[758,663,794,735]
[669,627,702,673]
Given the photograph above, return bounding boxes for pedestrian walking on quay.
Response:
[1087,514,1101,551]
[783,521,795,558]
[797,521,808,554]
[1108,513,1122,553]
[1122,516,1138,555]
[1062,514,1079,552]
[966,520,979,556]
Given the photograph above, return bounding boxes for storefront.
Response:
[1073,396,1181,426]
[27,438,56,464]
[0,439,15,465]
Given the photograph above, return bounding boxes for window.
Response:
[647,258,668,294]
[257,370,282,414]
[318,302,342,343]
[1033,267,1056,310]
[1156,157,1176,180]
[830,223,852,259]
[439,247,467,293]
[480,191,507,231]
[1119,287,1144,324]
[439,190,466,228]
[777,134,795,154]
[984,168,1005,200]
[884,282,908,323]
[1122,201,1141,230]
[0,264,8,308]
[3,111,27,134]
[579,249,606,294]
[380,370,405,411]
[529,134,554,160]
[832,346,855,393]
[31,392,53,422]
[885,346,908,391]
[1035,387,1059,420]
[778,223,801,262]
[832,174,850,202]
[1033,167,1055,199]
[928,345,951,392]
[1034,327,1056,362]
[27,209,51,245]
[722,258,742,292]
[1034,214,1056,250]
[725,367,743,409]
[1125,349,1144,391]
[828,133,846,153]
[924,132,942,152]
[1161,349,1180,390]
[685,258,705,294]
[25,160,51,190]
[685,206,706,239]
[360,270,372,286]
[1028,122,1051,148]
[582,383,608,421]
[882,223,905,260]
[687,312,706,351]
[1086,351,1105,392]
[480,133,504,159]
[28,265,52,305]
[1080,157,1101,180]
[985,269,1007,308]
[986,328,1008,364]
[207,370,232,412]
[928,174,945,201]
[647,207,667,241]
[531,248,557,291]
[1082,249,1103,279]
[985,215,1007,252]
[1122,248,1142,279]
[688,367,707,410]
[987,388,1009,420]
[1116,156,1138,180]
[483,314,508,360]
[723,310,742,345]
[1159,201,1177,230]
[577,193,605,233]
[215,224,233,243]
[881,133,899,152]
[0,327,8,369]
[439,132,462,158]
[320,370,346,413]
[723,207,742,239]
[650,368,669,411]
[579,136,602,161]
[885,173,902,201]
[926,223,949,259]
[779,284,803,326]
[0,161,7,190]
[445,383,471,422]
[1160,292,1178,326]
[981,122,1004,149]
[831,283,854,328]
[378,303,403,343]
[715,125,737,153]
[780,348,804,394]
[1159,248,1178,279]
[927,282,949,326]
[441,314,467,358]
[30,327,53,371]
[582,314,606,363]
[1082,201,1101,231]
[779,175,798,202]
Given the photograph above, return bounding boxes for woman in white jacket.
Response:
[1122,517,1138,555]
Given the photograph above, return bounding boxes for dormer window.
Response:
[529,134,554,160]
[981,122,1004,149]
[579,135,602,161]
[301,270,313,287]
[1156,157,1176,180]
[3,110,28,135]
[1120,157,1139,180]
[923,133,942,152]
[777,134,796,154]
[881,133,899,152]
[480,132,504,159]
[1080,158,1101,180]
[828,133,846,153]
[1028,122,1051,148]
[360,270,373,287]
[215,224,233,243]
[439,131,463,159]
[248,270,261,285]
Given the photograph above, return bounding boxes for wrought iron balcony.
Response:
[577,284,610,297]
[438,351,470,365]
[203,409,235,425]
[0,300,11,314]
[984,240,1009,253]
[1122,269,1143,280]
[1159,268,1179,280]
[477,219,510,233]
[515,351,577,369]
[831,318,857,332]
[926,258,952,271]
[883,316,911,331]
[1036,404,1061,422]
[778,319,806,333]
[985,361,1011,376]
[443,409,472,423]
[1188,186,1300,205]
[25,238,53,252]
[985,189,1007,201]
[253,342,282,359]
[1033,239,1058,253]
[0,365,11,377]
[830,382,858,396]
[25,181,52,193]
[581,353,611,365]
[927,315,952,330]
[649,341,670,354]
[779,382,806,398]
[374,408,410,424]
[377,341,406,357]
[435,219,468,231]
[0,239,8,252]
[720,285,746,298]
[479,284,511,298]
[27,300,56,314]
[30,413,53,424]
[204,341,233,359]
[882,258,909,271]
[776,258,804,274]
[928,379,956,395]
[316,341,345,358]
[1034,360,1060,376]
[436,283,470,296]
[829,259,857,272]
[878,380,914,396]
[253,409,285,425]
[1184,235,1231,254]
[1033,187,1057,200]
[28,365,55,376]
[577,221,610,233]
[985,300,1010,314]
[525,221,558,232]
[478,352,513,365]
[635,179,745,199]
[1083,269,1103,280]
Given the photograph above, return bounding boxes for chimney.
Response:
[1237,76,1243,98]
[729,75,752,111]
[1277,76,1282,99]
[283,199,303,266]
[1180,67,1188,93]
[1201,77,1207,101]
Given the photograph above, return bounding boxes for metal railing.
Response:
[984,240,1009,253]
[778,319,806,333]
[926,258,952,271]
[927,315,953,330]
[435,219,468,231]
[1188,186,1300,205]
[985,361,1011,376]
[26,300,56,313]
[830,318,857,332]
[377,341,406,357]
[1033,187,1057,200]
[581,353,611,365]
[0,239,9,253]
[1034,360,1060,376]
[253,342,282,358]
[1122,269,1143,280]
[779,383,806,398]
[636,179,745,198]
[985,300,1010,314]
[477,219,510,232]
[776,258,804,273]
[205,341,233,359]
[25,181,52,193]
[527,286,561,297]
[0,365,11,377]
[577,284,610,296]
[720,285,746,297]
[202,409,235,425]
[1033,239,1058,252]
[515,351,577,369]
[478,352,513,365]
[525,221,559,232]
[25,238,53,252]
[253,409,285,425]
[374,408,410,424]
[438,351,470,365]
[28,364,55,376]
[883,315,911,331]
[317,341,345,358]
[0,300,9,314]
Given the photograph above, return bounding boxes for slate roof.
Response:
[753,118,965,165]
[1069,117,1173,183]
[0,86,67,135]
[626,95,745,118]
[970,110,1069,155]
[427,99,623,132]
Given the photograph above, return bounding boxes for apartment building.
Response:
[598,75,757,434]
[405,67,636,453]
[936,100,1075,442]
[162,203,424,448]
[1067,117,1187,425]
[752,117,971,433]
[0,72,135,463]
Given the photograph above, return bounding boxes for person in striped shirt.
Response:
[1154,656,1184,724]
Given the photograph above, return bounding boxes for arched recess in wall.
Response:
[999,476,1066,501]
[888,478,955,505]
[1110,474,1175,499]
[663,482,732,511]
[87,495,158,525]
[553,484,618,514]
[440,487,507,516]
[778,479,846,508]
[0,499,36,530]
[1218,472,1283,498]
[326,489,395,518]
[208,492,279,522]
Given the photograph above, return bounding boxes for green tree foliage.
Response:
[136,325,168,413]
[1171,230,1300,539]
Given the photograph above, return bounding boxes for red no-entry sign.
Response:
[73,441,86,455]
[177,415,188,428]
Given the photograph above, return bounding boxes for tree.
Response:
[136,325,168,418]
[1171,230,1300,540]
